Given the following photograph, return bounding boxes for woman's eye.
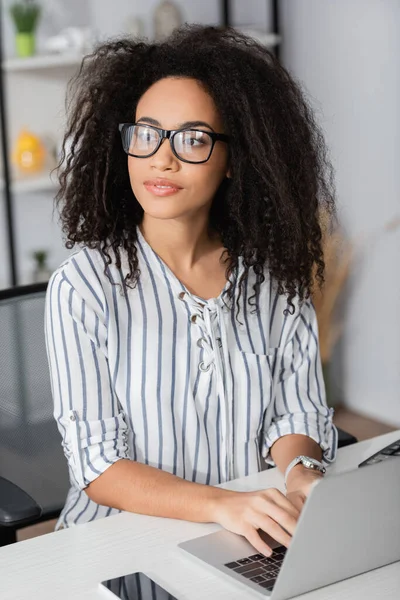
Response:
[135,127,156,143]
[139,132,152,141]
[183,135,205,146]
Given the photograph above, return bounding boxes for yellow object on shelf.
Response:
[12,129,46,174]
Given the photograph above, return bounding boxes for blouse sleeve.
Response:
[45,265,130,491]
[262,297,338,467]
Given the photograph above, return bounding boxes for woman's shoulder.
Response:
[50,245,106,283]
[47,246,113,310]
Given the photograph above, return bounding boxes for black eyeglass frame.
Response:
[118,123,230,164]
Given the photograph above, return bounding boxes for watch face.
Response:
[302,457,322,469]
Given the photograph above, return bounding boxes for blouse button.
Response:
[70,414,76,422]
[178,292,186,300]
[190,314,197,324]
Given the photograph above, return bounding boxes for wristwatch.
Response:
[284,455,326,488]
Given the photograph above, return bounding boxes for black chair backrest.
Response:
[0,284,69,516]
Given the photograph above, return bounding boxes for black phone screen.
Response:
[99,572,179,600]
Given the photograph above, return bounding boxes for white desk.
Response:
[1,430,400,600]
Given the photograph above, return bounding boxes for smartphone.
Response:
[99,572,179,600]
[358,437,400,467]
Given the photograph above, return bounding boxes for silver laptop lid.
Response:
[179,457,400,600]
[272,456,400,600]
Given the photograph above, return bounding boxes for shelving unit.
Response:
[0,172,58,194]
[221,0,281,57]
[4,52,83,73]
[0,39,82,285]
[0,53,83,200]
[1,2,281,287]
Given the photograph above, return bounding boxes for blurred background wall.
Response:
[0,0,399,427]
[280,0,400,426]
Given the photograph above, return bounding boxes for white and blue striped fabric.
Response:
[45,226,337,529]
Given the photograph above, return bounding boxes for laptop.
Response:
[178,456,400,599]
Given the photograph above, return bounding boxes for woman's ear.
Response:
[226,168,231,179]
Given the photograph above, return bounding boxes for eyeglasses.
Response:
[119,123,229,164]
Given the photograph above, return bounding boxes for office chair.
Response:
[0,283,357,547]
[0,283,69,547]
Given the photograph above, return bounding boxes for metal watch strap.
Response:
[284,455,326,488]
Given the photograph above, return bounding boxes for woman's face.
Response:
[128,77,230,222]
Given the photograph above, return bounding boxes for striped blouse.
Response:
[45,226,337,529]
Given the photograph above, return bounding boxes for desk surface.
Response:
[1,429,400,600]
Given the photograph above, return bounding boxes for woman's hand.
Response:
[285,466,324,513]
[210,488,301,557]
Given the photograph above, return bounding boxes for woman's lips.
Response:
[143,179,183,197]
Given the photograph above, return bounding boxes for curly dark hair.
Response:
[56,24,336,315]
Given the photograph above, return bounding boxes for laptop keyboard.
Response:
[358,438,400,467]
[224,545,287,591]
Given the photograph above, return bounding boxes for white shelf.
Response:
[3,52,84,72]
[1,173,58,194]
[235,29,281,47]
[2,34,279,71]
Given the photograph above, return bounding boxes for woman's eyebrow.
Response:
[136,116,215,131]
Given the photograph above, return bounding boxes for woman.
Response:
[45,24,338,557]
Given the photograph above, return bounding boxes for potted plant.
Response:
[312,212,400,407]
[311,218,352,407]
[9,0,41,58]
[32,249,51,283]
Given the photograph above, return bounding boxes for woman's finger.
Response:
[256,497,298,537]
[245,526,274,557]
[264,488,301,520]
[254,514,292,549]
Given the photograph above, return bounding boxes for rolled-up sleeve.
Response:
[45,266,130,491]
[262,298,338,467]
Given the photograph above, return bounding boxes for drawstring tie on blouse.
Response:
[178,291,234,479]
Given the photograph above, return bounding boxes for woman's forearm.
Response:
[85,435,323,521]
[85,458,230,522]
[270,433,323,484]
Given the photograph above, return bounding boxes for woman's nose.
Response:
[150,138,179,170]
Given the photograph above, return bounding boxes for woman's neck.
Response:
[139,215,224,272]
